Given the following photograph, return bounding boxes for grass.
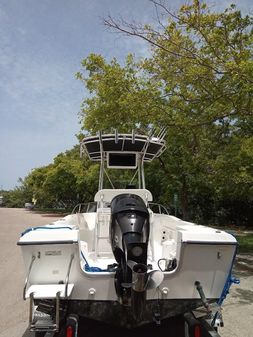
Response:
[31,207,71,216]
[209,225,253,253]
[235,234,253,253]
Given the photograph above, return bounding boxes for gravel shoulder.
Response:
[0,207,252,337]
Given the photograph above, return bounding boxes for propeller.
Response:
[145,270,164,290]
[121,260,164,290]
[127,260,137,270]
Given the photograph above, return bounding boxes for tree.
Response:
[19,146,99,209]
[104,0,252,127]
[2,181,33,208]
[76,53,163,132]
[77,1,253,224]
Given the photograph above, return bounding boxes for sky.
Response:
[0,0,252,190]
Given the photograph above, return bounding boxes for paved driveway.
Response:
[0,208,62,337]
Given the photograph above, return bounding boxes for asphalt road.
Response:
[0,208,252,336]
[0,208,63,337]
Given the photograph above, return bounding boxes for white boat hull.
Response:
[19,225,236,326]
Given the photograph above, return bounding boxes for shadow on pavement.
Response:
[22,316,185,337]
[234,253,253,277]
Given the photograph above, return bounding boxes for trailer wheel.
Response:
[185,322,202,337]
[184,313,202,337]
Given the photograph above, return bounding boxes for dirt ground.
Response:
[0,208,252,337]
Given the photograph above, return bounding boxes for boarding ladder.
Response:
[23,254,75,333]
[95,210,111,257]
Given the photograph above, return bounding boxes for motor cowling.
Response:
[110,194,165,321]
[110,194,150,310]
[110,194,150,266]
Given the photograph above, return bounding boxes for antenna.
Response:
[115,129,118,143]
[132,129,135,144]
[159,127,167,140]
[98,131,103,152]
[148,128,155,138]
[157,127,167,140]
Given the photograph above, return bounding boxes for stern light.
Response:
[66,325,74,337]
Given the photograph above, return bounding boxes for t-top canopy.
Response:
[80,132,166,162]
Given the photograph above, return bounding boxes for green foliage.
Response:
[6,146,99,209]
[236,234,253,253]
[76,53,162,133]
[76,1,252,225]
[2,184,33,208]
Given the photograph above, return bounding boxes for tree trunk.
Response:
[180,175,189,220]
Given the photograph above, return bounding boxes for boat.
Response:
[18,131,238,334]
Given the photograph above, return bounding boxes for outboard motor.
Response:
[110,194,150,318]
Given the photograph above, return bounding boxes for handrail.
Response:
[64,254,74,298]
[23,255,36,300]
[149,202,169,215]
[55,291,60,330]
[72,203,86,214]
[72,202,97,214]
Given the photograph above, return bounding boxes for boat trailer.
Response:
[25,304,224,337]
[25,274,225,337]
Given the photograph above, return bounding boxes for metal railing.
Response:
[148,202,169,215]
[72,201,169,215]
[71,202,97,214]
